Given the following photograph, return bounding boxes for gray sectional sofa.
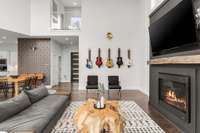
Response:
[0,86,70,133]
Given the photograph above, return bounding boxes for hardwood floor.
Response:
[0,82,182,133]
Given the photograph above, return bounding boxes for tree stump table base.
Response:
[74,99,124,133]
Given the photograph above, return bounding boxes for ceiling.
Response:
[52,36,79,46]
[0,28,27,45]
[60,0,81,7]
[0,29,78,47]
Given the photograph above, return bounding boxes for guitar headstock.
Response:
[127,49,132,68]
[118,48,121,57]
[86,49,93,69]
[98,48,101,57]
[117,48,123,68]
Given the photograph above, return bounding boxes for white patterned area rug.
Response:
[51,101,165,133]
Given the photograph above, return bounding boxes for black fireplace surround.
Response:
[150,65,199,133]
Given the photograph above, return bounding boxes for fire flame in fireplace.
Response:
[165,90,187,111]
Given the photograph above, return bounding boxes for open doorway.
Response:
[51,36,79,92]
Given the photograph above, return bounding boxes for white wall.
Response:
[79,0,147,90]
[143,0,151,96]
[30,0,80,36]
[61,44,78,82]
[0,0,80,36]
[50,40,62,86]
[30,0,51,36]
[0,43,18,76]
[0,0,30,35]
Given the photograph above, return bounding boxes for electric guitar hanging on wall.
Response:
[86,49,93,69]
[106,48,113,68]
[127,49,132,68]
[116,48,123,68]
[95,48,103,68]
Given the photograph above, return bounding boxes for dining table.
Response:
[0,73,45,96]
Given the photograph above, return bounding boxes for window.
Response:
[50,0,81,30]
[68,17,81,30]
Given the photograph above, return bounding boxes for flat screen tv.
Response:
[149,0,197,57]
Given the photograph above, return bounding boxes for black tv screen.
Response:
[149,0,197,56]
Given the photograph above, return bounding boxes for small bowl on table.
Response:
[10,75,19,79]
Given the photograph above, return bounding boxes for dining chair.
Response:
[38,75,45,86]
[6,82,15,97]
[0,81,8,97]
[31,76,38,88]
[86,75,99,99]
[108,76,122,99]
[22,77,32,90]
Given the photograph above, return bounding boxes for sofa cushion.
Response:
[0,95,69,133]
[24,85,48,103]
[0,92,31,122]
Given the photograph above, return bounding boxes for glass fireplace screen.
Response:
[159,74,190,113]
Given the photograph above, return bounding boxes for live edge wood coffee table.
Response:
[74,99,124,133]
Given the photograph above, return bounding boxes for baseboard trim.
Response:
[60,80,71,83]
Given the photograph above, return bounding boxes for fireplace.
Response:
[150,66,196,132]
[159,73,190,123]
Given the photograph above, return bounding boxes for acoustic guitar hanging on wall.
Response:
[127,49,132,68]
[95,48,103,68]
[116,48,123,68]
[86,49,93,69]
[106,48,113,68]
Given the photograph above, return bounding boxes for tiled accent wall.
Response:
[18,38,51,84]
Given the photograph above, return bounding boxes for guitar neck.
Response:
[89,49,91,60]
[118,48,121,57]
[108,48,111,59]
[98,48,101,57]
[128,49,131,59]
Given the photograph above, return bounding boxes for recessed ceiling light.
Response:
[2,36,7,40]
[0,41,3,44]
[65,37,69,41]
[73,2,78,6]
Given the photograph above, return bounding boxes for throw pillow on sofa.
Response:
[24,85,49,103]
[0,92,31,122]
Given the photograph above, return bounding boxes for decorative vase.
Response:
[100,96,105,108]
[94,83,106,109]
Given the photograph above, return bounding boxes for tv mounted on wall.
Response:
[149,0,198,57]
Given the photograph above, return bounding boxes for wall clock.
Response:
[106,32,113,40]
